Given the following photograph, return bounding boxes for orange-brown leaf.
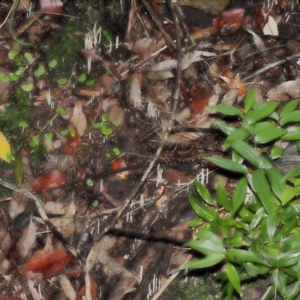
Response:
[32,169,66,192]
[24,250,74,277]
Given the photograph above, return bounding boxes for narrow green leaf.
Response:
[280,110,300,126]
[226,249,270,266]
[189,195,215,222]
[216,185,232,212]
[184,253,225,269]
[224,128,250,150]
[282,188,296,205]
[267,203,279,239]
[266,168,286,201]
[249,207,265,230]
[252,170,270,212]
[210,121,235,135]
[225,262,241,295]
[233,177,247,214]
[231,141,263,169]
[185,232,224,255]
[208,105,244,117]
[194,179,214,205]
[282,234,300,253]
[281,127,300,141]
[281,98,300,116]
[245,102,279,124]
[232,150,244,164]
[253,122,286,144]
[244,88,255,113]
[282,166,300,181]
[271,252,300,267]
[204,156,248,174]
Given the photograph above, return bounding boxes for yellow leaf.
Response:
[0,131,11,163]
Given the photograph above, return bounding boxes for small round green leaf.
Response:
[48,59,57,68]
[24,52,34,63]
[8,49,19,60]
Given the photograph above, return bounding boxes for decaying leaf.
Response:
[16,215,36,259]
[267,79,300,101]
[70,102,87,137]
[128,74,142,107]
[0,132,11,163]
[263,15,278,36]
[58,274,76,300]
[32,169,66,193]
[24,250,74,278]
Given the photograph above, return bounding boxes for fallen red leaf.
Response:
[188,81,212,121]
[32,169,66,192]
[213,8,244,35]
[24,250,74,277]
[111,157,128,179]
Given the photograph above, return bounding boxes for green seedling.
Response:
[48,59,57,68]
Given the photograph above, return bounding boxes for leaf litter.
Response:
[1,0,300,299]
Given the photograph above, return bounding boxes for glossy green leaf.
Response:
[280,110,300,126]
[226,249,270,266]
[267,203,279,239]
[232,177,247,214]
[208,105,244,117]
[189,195,215,222]
[281,98,300,116]
[266,168,286,200]
[231,141,263,168]
[275,218,298,240]
[271,252,300,267]
[217,217,236,227]
[252,170,270,212]
[245,102,279,124]
[282,166,300,181]
[244,88,255,113]
[184,253,225,269]
[282,188,296,205]
[216,185,232,212]
[225,263,241,295]
[281,127,300,141]
[270,145,284,159]
[249,207,265,230]
[185,231,225,255]
[224,128,250,150]
[253,122,286,144]
[210,121,235,135]
[282,234,300,253]
[286,281,300,300]
[194,179,214,205]
[204,156,248,174]
[188,218,202,227]
[232,150,244,164]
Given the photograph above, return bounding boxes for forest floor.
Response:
[0,0,299,299]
